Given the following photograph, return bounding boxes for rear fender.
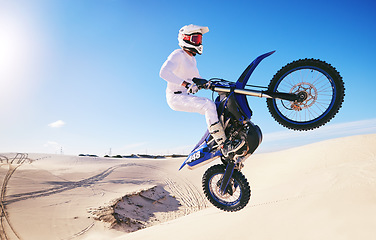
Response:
[179,141,221,170]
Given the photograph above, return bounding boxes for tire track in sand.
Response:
[128,163,208,213]
[0,153,31,240]
[164,177,208,214]
[1,159,207,238]
[117,162,208,213]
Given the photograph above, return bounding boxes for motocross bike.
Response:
[179,51,345,212]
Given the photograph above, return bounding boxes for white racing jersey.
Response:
[159,49,201,94]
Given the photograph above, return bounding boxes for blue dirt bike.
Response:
[179,51,345,212]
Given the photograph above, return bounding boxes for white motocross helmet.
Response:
[178,24,209,55]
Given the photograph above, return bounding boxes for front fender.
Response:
[235,51,276,119]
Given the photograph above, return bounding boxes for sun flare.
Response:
[0,5,50,107]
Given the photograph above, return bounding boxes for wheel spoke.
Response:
[209,174,242,205]
[266,59,344,130]
[274,67,335,123]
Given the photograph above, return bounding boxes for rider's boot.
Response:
[209,121,245,158]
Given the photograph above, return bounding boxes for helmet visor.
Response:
[183,34,202,45]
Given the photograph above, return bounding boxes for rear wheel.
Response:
[267,59,345,131]
[202,164,250,212]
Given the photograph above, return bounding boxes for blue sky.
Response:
[0,0,375,156]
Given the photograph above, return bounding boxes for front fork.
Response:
[220,160,235,195]
[219,154,247,195]
[219,116,258,195]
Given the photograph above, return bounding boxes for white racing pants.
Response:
[166,93,219,128]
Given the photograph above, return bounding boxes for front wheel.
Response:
[202,164,250,212]
[267,59,345,131]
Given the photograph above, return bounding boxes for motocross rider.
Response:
[160,24,244,157]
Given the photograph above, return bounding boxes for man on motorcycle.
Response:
[159,24,244,157]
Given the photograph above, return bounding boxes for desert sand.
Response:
[1,134,375,240]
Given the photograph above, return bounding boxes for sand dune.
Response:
[1,134,375,239]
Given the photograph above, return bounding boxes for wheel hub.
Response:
[289,82,318,111]
[297,91,308,102]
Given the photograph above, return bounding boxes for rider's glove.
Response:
[192,77,210,89]
[186,83,199,94]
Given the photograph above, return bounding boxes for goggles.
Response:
[182,34,202,45]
